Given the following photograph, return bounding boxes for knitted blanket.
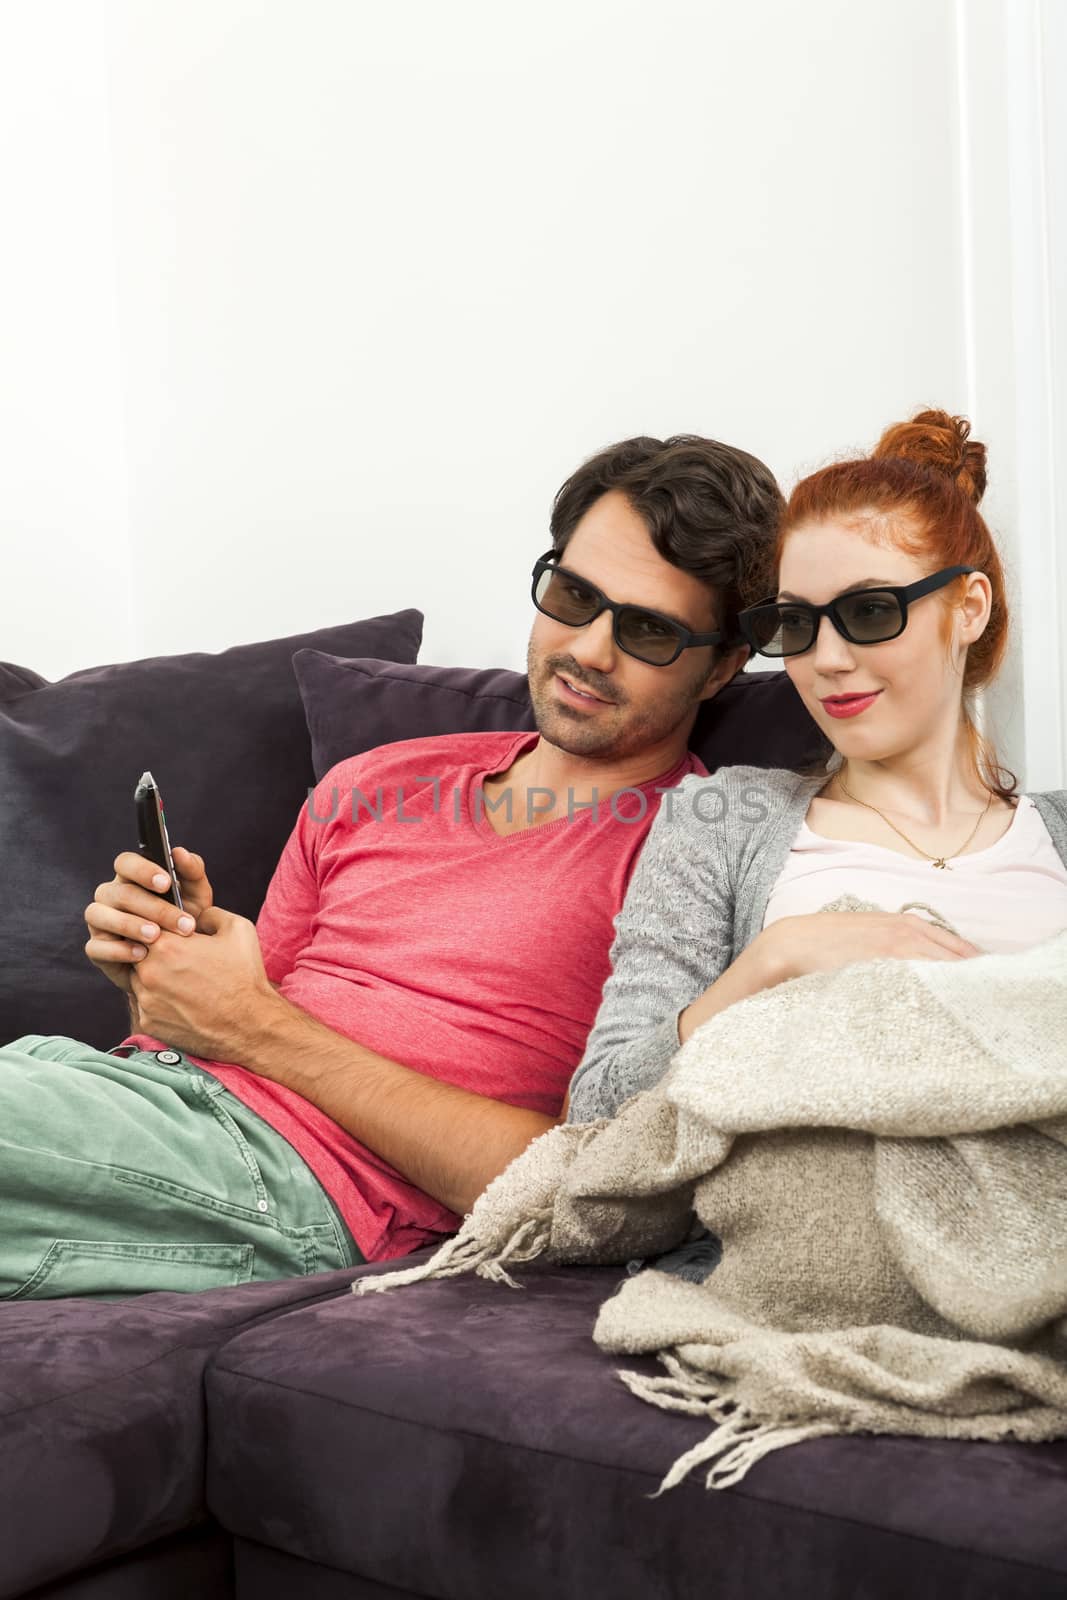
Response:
[356,900,1067,1490]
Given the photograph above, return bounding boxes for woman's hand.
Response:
[678,910,980,1046]
[757,910,981,985]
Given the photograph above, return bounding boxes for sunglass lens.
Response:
[836,591,903,642]
[535,569,599,625]
[616,608,681,664]
[746,604,813,656]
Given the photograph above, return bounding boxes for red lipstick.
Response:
[819,691,882,719]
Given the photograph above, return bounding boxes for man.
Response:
[2,434,782,1297]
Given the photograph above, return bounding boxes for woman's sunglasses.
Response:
[531,551,724,666]
[737,566,976,658]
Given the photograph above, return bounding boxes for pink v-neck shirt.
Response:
[123,731,703,1260]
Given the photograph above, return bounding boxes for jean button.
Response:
[257,1199,269,1213]
[155,1050,182,1065]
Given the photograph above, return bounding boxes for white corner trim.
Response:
[954,0,979,424]
[1002,0,1064,789]
[955,0,1065,790]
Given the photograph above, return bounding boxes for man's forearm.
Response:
[234,992,561,1216]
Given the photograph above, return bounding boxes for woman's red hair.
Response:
[776,409,1016,800]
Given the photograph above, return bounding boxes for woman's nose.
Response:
[809,612,856,670]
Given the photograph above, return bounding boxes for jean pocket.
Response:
[2,1238,256,1300]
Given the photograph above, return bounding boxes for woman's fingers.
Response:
[900,914,981,959]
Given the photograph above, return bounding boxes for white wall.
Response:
[0,4,133,675]
[1,0,1063,783]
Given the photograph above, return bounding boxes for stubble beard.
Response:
[527,643,708,762]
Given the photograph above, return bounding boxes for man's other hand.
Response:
[128,905,279,1061]
[84,846,214,994]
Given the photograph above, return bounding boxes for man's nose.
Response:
[568,608,619,674]
[810,612,857,673]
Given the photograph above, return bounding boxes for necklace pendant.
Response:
[932,858,949,869]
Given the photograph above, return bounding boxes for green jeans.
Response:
[0,1034,363,1299]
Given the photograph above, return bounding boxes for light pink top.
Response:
[762,794,1067,953]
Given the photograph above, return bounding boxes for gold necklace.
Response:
[835,772,994,869]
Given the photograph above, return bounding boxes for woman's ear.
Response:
[959,572,993,644]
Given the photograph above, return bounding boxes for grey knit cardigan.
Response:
[568,764,1067,1124]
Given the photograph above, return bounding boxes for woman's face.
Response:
[778,516,979,764]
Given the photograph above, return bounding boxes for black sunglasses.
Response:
[737,566,977,658]
[531,551,724,666]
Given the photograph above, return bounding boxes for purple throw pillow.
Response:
[0,611,422,1049]
[0,661,49,697]
[292,652,829,782]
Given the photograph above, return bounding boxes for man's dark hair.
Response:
[549,435,784,636]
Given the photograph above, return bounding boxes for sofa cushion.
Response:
[0,660,48,697]
[24,1524,234,1600]
[205,1262,1067,1600]
[0,611,422,1050]
[232,1541,427,1598]
[293,652,830,782]
[0,1266,369,1599]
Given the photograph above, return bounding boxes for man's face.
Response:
[527,490,743,761]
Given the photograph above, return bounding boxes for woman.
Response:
[363,409,1067,1490]
[567,408,1067,1123]
[366,413,1067,1487]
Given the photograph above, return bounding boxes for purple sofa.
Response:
[3,619,1065,1600]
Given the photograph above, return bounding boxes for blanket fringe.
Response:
[617,1365,838,1492]
[352,1214,551,1297]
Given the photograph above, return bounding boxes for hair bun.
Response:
[872,408,987,505]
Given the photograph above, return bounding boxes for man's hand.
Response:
[128,905,283,1061]
[84,846,214,994]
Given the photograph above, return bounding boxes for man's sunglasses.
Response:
[736,566,976,658]
[531,551,724,666]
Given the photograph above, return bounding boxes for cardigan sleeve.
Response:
[567,773,737,1123]
[1031,789,1067,870]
